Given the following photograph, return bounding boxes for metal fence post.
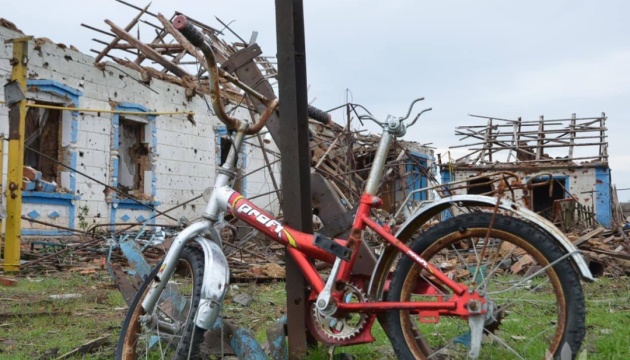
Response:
[3,36,32,272]
[275,0,315,357]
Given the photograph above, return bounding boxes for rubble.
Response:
[3,3,628,284]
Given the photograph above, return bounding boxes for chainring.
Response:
[307,282,369,343]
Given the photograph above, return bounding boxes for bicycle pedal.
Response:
[313,233,352,261]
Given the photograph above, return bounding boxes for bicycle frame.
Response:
[139,121,484,342]
[218,187,472,313]
[117,17,589,358]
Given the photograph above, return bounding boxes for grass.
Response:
[0,271,126,359]
[0,271,628,359]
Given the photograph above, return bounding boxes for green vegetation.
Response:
[0,272,627,359]
[0,272,126,359]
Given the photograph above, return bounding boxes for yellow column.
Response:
[3,36,32,272]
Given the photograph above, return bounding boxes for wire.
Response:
[0,100,194,116]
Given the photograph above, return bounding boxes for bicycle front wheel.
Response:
[116,246,206,359]
[386,213,586,359]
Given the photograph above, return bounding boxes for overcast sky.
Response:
[4,0,630,201]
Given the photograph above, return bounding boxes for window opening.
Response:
[24,105,62,183]
[118,117,150,195]
[532,178,566,219]
[217,130,244,194]
[219,135,232,167]
[467,176,493,195]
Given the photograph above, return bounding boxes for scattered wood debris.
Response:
[569,226,630,277]
[54,334,111,360]
[6,4,629,290]
[0,276,18,287]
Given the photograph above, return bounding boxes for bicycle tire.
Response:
[116,246,206,359]
[386,213,586,359]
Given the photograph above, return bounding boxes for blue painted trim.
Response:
[27,79,82,101]
[112,103,158,199]
[120,239,152,277]
[110,204,117,231]
[111,157,119,187]
[441,170,451,185]
[110,103,158,227]
[113,198,160,210]
[117,102,149,112]
[23,191,76,206]
[26,79,82,232]
[594,167,612,228]
[525,175,570,197]
[406,157,427,201]
[216,126,228,136]
[23,191,76,199]
[410,151,433,161]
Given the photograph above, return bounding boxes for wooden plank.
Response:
[94,3,151,63]
[573,227,605,247]
[55,334,111,359]
[104,19,189,78]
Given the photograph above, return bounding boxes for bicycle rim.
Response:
[118,247,204,359]
[387,213,584,359]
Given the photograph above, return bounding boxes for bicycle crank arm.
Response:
[468,300,487,359]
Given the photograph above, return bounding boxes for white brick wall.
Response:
[0,26,279,235]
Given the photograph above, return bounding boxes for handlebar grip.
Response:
[308,105,331,124]
[172,15,206,48]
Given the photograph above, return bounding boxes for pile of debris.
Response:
[568,226,630,277]
[8,2,629,284]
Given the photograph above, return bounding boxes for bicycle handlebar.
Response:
[400,97,425,121]
[357,98,432,132]
[173,15,330,133]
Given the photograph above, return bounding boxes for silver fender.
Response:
[193,236,230,330]
[368,195,593,300]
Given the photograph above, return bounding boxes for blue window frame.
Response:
[406,152,431,201]
[22,80,82,235]
[109,103,159,227]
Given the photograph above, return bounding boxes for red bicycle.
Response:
[116,16,590,359]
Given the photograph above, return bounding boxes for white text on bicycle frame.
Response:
[236,203,284,238]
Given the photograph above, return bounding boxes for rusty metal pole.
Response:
[275,0,315,357]
[3,36,32,272]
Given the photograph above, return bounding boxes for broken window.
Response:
[532,177,567,219]
[467,176,493,195]
[24,105,62,183]
[118,116,150,195]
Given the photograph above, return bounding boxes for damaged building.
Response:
[0,19,278,236]
[0,7,435,239]
[439,114,614,230]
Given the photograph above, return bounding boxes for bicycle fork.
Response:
[139,127,247,331]
[140,221,230,330]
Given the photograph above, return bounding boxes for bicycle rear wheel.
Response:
[116,246,206,359]
[386,213,585,359]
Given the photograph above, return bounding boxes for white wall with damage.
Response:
[0,26,279,235]
[445,167,599,210]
